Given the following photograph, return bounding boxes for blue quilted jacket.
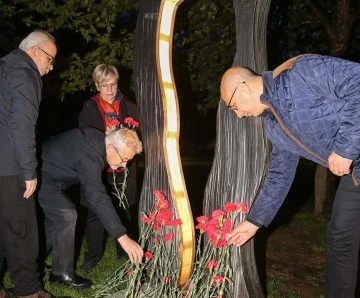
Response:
[247,54,360,227]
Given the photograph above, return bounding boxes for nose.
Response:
[234,110,244,118]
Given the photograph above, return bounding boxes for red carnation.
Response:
[124,117,140,128]
[164,232,173,242]
[206,259,218,269]
[109,118,120,126]
[224,202,238,212]
[221,217,232,234]
[153,190,166,200]
[168,218,182,227]
[155,197,170,210]
[195,216,208,231]
[212,209,226,219]
[213,275,224,284]
[140,214,150,223]
[237,202,248,213]
[144,251,153,259]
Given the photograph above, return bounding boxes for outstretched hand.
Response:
[328,151,352,176]
[226,220,259,247]
[118,234,144,263]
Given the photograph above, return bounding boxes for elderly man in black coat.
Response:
[38,127,143,289]
[0,29,57,298]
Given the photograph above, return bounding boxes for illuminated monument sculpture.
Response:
[134,0,271,296]
[133,0,194,285]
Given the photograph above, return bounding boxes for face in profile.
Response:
[106,145,136,170]
[222,83,258,118]
[35,42,57,76]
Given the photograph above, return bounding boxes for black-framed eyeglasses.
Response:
[227,81,249,109]
[227,85,239,109]
[99,82,118,89]
[38,47,55,65]
[113,146,132,165]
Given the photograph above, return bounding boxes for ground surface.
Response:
[264,222,326,298]
[253,160,328,298]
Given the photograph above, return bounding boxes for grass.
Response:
[3,238,126,298]
[267,278,301,298]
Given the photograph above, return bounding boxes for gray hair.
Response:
[19,29,56,51]
[93,64,119,86]
[105,128,142,154]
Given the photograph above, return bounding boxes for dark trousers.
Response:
[40,206,77,275]
[0,175,41,296]
[38,178,78,275]
[326,174,360,298]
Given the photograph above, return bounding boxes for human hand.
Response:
[328,151,352,176]
[118,234,144,263]
[226,220,259,247]
[24,178,37,199]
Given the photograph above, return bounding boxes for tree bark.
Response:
[314,165,338,220]
[203,0,271,297]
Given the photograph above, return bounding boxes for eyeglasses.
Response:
[227,85,239,109]
[99,83,117,89]
[227,81,250,110]
[113,146,132,166]
[38,47,55,66]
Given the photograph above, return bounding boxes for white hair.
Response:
[105,128,142,154]
[19,29,56,51]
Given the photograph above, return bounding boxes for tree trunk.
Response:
[203,0,271,297]
[314,165,338,220]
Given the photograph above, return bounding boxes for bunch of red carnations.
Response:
[93,190,247,298]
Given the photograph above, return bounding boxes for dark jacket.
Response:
[78,90,138,131]
[38,128,126,239]
[78,90,139,206]
[0,49,42,180]
[247,54,360,227]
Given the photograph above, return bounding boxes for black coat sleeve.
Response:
[78,154,127,239]
[10,68,42,180]
[78,99,105,132]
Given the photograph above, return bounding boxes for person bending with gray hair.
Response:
[37,127,143,289]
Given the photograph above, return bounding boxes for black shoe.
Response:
[79,259,99,272]
[49,272,92,289]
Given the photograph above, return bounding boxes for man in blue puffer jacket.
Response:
[221,54,360,298]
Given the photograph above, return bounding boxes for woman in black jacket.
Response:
[78,64,140,271]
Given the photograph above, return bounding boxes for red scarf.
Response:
[98,96,121,129]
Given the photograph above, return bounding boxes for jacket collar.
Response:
[92,89,124,103]
[260,71,275,106]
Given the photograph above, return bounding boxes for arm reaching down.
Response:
[118,234,144,263]
[226,220,259,247]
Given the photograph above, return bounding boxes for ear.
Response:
[25,46,38,60]
[105,144,113,155]
[237,81,251,95]
[95,83,101,91]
